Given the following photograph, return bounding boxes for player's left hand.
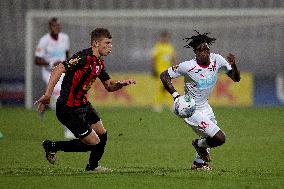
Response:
[34,94,51,113]
[227,53,236,65]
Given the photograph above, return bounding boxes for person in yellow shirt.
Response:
[151,31,176,112]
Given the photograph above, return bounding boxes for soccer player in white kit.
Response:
[35,17,74,139]
[160,31,240,170]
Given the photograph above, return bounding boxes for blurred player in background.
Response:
[34,17,74,139]
[35,28,136,172]
[160,31,240,170]
[151,31,176,112]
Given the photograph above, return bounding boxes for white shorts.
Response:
[184,103,220,138]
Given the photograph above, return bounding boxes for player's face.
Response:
[96,38,112,56]
[160,35,169,43]
[195,43,210,65]
[49,21,60,35]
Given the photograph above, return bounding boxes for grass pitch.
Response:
[0,106,283,189]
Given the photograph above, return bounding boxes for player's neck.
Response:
[197,59,210,67]
[92,47,102,59]
[50,33,59,40]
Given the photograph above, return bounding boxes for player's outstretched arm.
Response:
[102,79,136,92]
[226,53,241,82]
[160,71,180,100]
[34,63,66,112]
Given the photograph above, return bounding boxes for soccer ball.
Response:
[173,95,196,118]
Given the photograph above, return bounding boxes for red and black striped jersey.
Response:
[58,48,110,107]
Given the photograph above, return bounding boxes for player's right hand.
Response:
[172,92,180,101]
[34,95,51,113]
[173,95,180,101]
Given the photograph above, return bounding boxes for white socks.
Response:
[194,139,211,164]
[197,138,209,148]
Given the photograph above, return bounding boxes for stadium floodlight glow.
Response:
[25,8,284,109]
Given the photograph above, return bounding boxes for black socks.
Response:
[52,132,108,170]
[88,132,108,169]
[55,139,93,152]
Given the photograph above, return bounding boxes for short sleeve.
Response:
[168,65,181,79]
[215,54,232,73]
[167,61,189,79]
[98,68,111,81]
[35,36,47,58]
[62,52,86,71]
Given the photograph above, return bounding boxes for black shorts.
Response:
[56,100,101,138]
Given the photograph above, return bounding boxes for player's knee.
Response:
[206,130,226,147]
[90,121,106,135]
[82,133,100,145]
[88,132,107,152]
[85,138,100,145]
[215,130,226,146]
[90,137,100,145]
[218,135,226,146]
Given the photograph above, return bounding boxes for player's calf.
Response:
[192,139,211,162]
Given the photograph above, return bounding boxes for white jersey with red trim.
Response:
[168,53,232,109]
[35,32,70,109]
[35,32,70,73]
[35,31,70,86]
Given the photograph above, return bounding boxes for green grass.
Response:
[0,107,283,189]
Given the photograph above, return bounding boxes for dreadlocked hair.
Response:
[184,30,216,50]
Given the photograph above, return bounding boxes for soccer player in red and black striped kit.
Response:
[35,28,136,172]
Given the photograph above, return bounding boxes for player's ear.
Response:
[92,40,99,48]
[96,41,99,47]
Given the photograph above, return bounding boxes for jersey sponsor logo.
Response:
[196,75,217,89]
[51,50,65,59]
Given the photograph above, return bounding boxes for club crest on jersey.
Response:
[208,61,216,71]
